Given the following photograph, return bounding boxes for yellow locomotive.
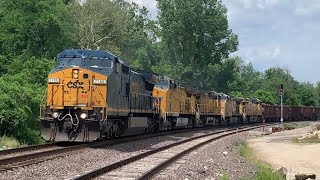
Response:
[41,49,266,142]
[41,50,159,141]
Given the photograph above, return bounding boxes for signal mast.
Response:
[280,84,284,126]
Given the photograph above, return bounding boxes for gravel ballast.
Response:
[0,129,225,180]
[153,131,258,180]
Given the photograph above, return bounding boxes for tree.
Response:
[157,0,238,88]
[0,0,77,58]
[72,0,159,72]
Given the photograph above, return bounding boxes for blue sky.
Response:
[128,0,320,83]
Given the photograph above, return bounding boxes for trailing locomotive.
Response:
[40,49,320,142]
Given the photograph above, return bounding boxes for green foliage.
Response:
[0,56,52,144]
[0,0,77,58]
[235,141,252,158]
[283,122,309,129]
[157,0,238,88]
[253,162,285,180]
[235,141,285,180]
[220,174,230,180]
[253,90,277,105]
[0,136,22,149]
[72,0,158,72]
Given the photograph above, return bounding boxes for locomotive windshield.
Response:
[155,80,169,89]
[85,58,113,69]
[57,58,82,67]
[57,57,113,69]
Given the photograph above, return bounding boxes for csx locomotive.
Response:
[40,49,320,141]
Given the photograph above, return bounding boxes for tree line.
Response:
[0,0,319,144]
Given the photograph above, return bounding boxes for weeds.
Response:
[220,174,230,180]
[312,123,320,131]
[235,140,285,180]
[283,122,309,129]
[292,135,320,144]
[0,136,22,149]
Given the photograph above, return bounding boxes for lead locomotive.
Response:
[41,50,160,141]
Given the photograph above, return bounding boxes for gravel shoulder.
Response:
[248,122,320,179]
[0,128,226,180]
[152,131,257,180]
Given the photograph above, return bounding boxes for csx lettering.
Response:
[67,81,84,89]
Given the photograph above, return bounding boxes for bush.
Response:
[15,128,44,145]
[0,56,53,145]
[0,136,22,149]
[253,162,285,180]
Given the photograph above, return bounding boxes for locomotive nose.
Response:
[62,68,93,107]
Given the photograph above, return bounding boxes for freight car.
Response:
[40,49,320,142]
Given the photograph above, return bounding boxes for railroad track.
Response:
[0,125,236,172]
[73,124,268,180]
[0,142,88,172]
[0,123,269,174]
[0,142,58,157]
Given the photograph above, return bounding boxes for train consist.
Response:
[40,50,320,141]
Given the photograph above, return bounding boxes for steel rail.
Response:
[0,125,233,171]
[0,142,58,156]
[73,124,270,180]
[138,126,259,180]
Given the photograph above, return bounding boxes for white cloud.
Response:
[239,0,252,9]
[241,45,281,63]
[293,1,320,16]
[271,46,281,58]
[238,0,279,9]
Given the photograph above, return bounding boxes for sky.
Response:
[127,0,320,83]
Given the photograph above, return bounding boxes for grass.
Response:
[292,134,320,144]
[235,141,285,180]
[0,136,23,150]
[282,122,309,129]
[291,123,320,144]
[220,174,230,180]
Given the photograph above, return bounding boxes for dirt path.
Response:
[248,124,320,179]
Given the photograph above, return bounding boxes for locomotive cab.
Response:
[41,50,116,141]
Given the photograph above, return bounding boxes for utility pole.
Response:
[280,84,284,127]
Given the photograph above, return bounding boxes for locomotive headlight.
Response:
[73,70,79,79]
[52,112,59,119]
[80,113,87,119]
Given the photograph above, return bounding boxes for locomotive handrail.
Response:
[131,92,159,99]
